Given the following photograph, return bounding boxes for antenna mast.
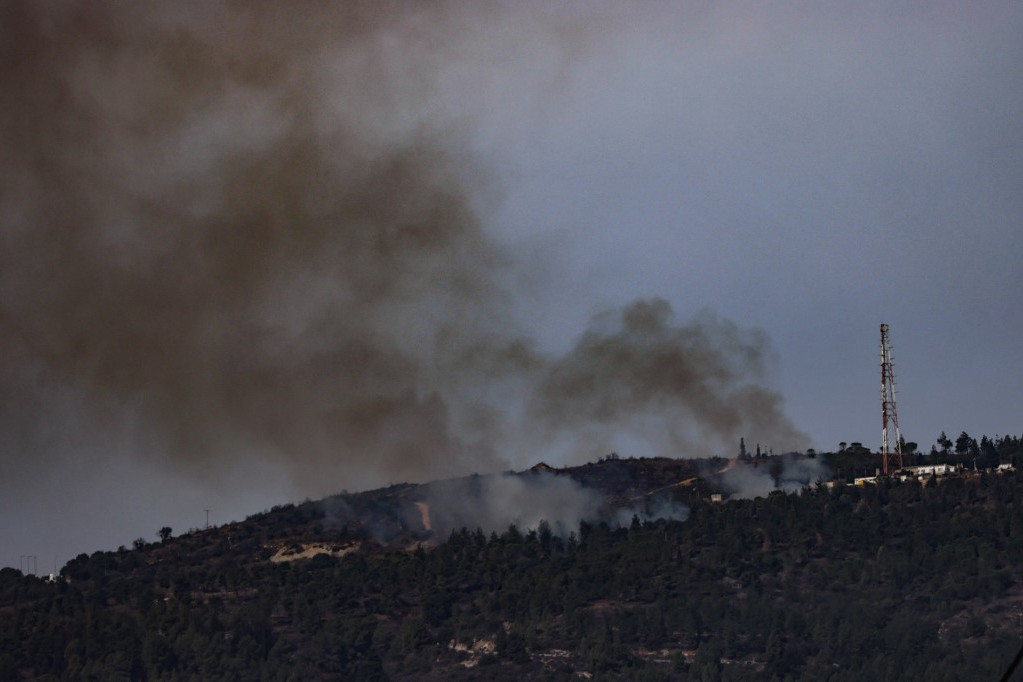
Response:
[880,323,902,474]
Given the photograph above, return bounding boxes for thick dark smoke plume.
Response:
[2,1,514,494]
[1,2,806,510]
[526,299,809,462]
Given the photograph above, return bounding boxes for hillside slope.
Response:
[3,457,1023,680]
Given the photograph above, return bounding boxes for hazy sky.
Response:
[3,2,1021,569]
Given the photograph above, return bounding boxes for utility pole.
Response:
[205,509,210,530]
[880,323,903,475]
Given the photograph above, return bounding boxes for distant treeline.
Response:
[818,432,1023,480]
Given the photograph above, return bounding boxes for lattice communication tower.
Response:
[880,323,902,474]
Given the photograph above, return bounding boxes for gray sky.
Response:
[483,2,1023,452]
[2,2,1021,569]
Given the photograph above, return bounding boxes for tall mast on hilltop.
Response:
[880,323,902,474]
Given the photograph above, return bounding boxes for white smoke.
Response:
[720,455,829,500]
[419,471,602,538]
[418,469,690,538]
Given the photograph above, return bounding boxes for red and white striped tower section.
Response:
[880,323,903,475]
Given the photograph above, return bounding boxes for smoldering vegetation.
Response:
[718,454,831,500]
[0,2,807,507]
[415,471,604,538]
[311,467,691,546]
[409,469,690,540]
[609,494,691,529]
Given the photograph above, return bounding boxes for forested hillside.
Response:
[4,452,1023,680]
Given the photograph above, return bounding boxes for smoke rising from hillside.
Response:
[528,300,809,461]
[0,2,806,512]
[417,470,690,539]
[418,472,602,538]
[719,455,830,500]
[1,1,514,495]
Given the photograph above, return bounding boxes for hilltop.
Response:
[3,451,1023,680]
[130,456,719,567]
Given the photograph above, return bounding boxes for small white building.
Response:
[906,464,955,477]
